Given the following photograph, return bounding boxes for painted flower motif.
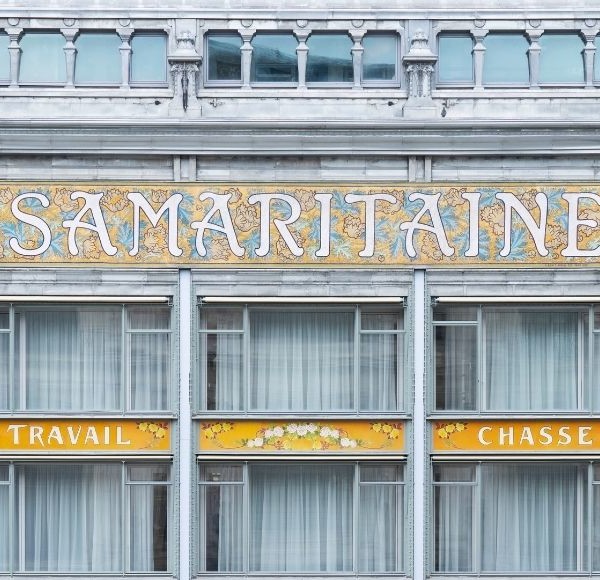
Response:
[0,187,13,204]
[275,234,304,261]
[520,188,539,210]
[151,189,169,203]
[437,428,449,439]
[233,203,260,232]
[435,422,467,448]
[294,188,317,212]
[224,187,243,204]
[142,225,168,254]
[101,188,129,212]
[81,235,101,259]
[371,422,402,440]
[201,422,234,441]
[137,421,169,443]
[210,237,233,261]
[545,224,567,252]
[445,187,467,208]
[421,233,444,261]
[372,189,404,214]
[343,215,365,239]
[481,203,505,236]
[54,188,80,212]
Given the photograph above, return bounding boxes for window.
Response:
[433,304,590,412]
[0,303,171,412]
[433,462,586,573]
[0,33,9,83]
[483,33,530,84]
[206,33,242,82]
[199,304,404,412]
[75,32,121,85]
[306,33,353,83]
[0,462,170,573]
[19,32,66,84]
[199,462,404,573]
[362,33,398,83]
[130,33,168,84]
[596,35,600,82]
[539,32,584,84]
[250,33,298,83]
[437,33,473,84]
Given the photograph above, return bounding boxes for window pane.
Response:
[438,34,473,82]
[539,33,584,83]
[360,464,402,482]
[130,333,169,410]
[75,33,121,84]
[207,34,242,81]
[19,33,66,84]
[306,34,353,82]
[0,334,8,410]
[0,305,9,328]
[129,484,168,571]
[251,33,298,83]
[361,309,402,330]
[360,333,399,411]
[485,310,579,410]
[204,333,243,410]
[483,33,529,84]
[201,306,243,330]
[0,465,7,481]
[433,463,475,482]
[18,464,122,572]
[596,36,600,81]
[249,464,353,572]
[249,310,354,410]
[128,306,170,329]
[593,485,600,569]
[200,463,243,483]
[0,485,8,571]
[435,324,477,410]
[128,465,170,482]
[362,34,397,81]
[480,463,582,571]
[433,305,477,321]
[0,34,9,81]
[131,34,167,83]
[17,307,121,411]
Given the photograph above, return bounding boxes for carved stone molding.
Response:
[168,30,202,112]
[402,29,438,118]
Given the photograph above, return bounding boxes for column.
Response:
[472,29,487,89]
[239,30,254,89]
[6,27,22,88]
[527,29,543,89]
[61,28,78,88]
[117,26,133,89]
[350,29,366,89]
[294,29,310,89]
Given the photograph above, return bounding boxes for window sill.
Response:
[0,87,173,98]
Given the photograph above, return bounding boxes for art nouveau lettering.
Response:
[9,193,52,256]
[345,193,396,257]
[561,192,600,257]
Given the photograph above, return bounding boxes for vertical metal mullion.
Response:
[122,461,128,573]
[8,463,14,574]
[578,310,585,412]
[8,306,14,411]
[589,306,595,413]
[18,313,26,410]
[18,466,25,572]
[243,306,249,415]
[353,462,359,574]
[477,307,484,413]
[590,463,595,575]
[243,462,249,573]
[474,462,481,574]
[122,305,128,412]
[354,306,360,415]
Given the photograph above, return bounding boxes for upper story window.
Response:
[433,303,592,413]
[437,33,473,84]
[483,32,530,84]
[306,33,353,83]
[362,32,398,83]
[198,303,404,413]
[250,33,298,83]
[130,32,168,84]
[19,32,66,84]
[0,303,171,413]
[206,32,242,83]
[0,33,9,84]
[539,32,584,84]
[75,31,121,85]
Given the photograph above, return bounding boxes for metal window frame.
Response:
[204,32,243,87]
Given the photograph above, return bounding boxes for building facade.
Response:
[1,0,600,579]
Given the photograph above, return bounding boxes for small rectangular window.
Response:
[0,34,9,82]
[362,33,398,83]
[306,33,353,83]
[251,33,298,83]
[437,34,473,84]
[206,33,242,83]
[75,32,121,85]
[483,33,530,84]
[0,464,9,572]
[19,32,66,84]
[130,33,167,84]
[539,33,584,84]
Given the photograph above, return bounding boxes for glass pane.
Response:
[360,464,402,482]
[593,485,600,570]
[539,33,584,84]
[204,333,243,411]
[359,484,401,571]
[435,324,477,410]
[483,33,530,84]
[362,34,397,81]
[306,34,353,82]
[594,308,600,331]
[0,465,7,481]
[0,485,8,571]
[485,309,579,410]
[201,306,243,330]
[18,464,122,572]
[202,484,244,571]
[128,306,170,329]
[75,33,121,84]
[18,307,121,411]
[596,37,600,81]
[19,33,66,84]
[200,463,243,482]
[251,33,298,82]
[434,484,473,571]
[130,333,169,410]
[249,464,353,572]
[249,310,354,411]
[438,35,473,83]
[207,34,242,81]
[131,34,167,83]
[0,305,9,328]
[0,334,8,410]
[360,333,399,411]
[480,463,582,572]
[0,34,9,80]
[128,465,170,482]
[433,305,477,321]
[361,309,402,330]
[433,464,475,482]
[129,484,168,571]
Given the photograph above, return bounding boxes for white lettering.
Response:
[462,190,481,257]
[558,426,572,445]
[539,426,553,445]
[7,424,26,445]
[84,426,99,445]
[29,425,44,446]
[478,426,492,446]
[579,426,593,446]
[67,425,82,445]
[562,192,600,257]
[47,425,64,445]
[9,193,52,256]
[498,426,514,446]
[519,426,534,446]
[315,193,332,257]
[116,426,131,446]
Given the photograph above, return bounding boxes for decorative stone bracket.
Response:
[168,31,201,112]
[402,30,438,118]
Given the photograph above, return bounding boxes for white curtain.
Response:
[360,332,398,410]
[21,464,122,572]
[481,464,580,572]
[249,311,354,410]
[0,481,8,571]
[486,310,578,410]
[249,464,353,572]
[215,333,243,411]
[130,332,170,410]
[0,334,7,410]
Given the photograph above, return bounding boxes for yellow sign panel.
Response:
[199,420,404,454]
[0,182,599,267]
[432,419,600,453]
[0,419,171,453]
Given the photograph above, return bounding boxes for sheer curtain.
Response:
[250,310,354,410]
[249,464,353,572]
[20,464,122,572]
[360,332,398,411]
[0,476,8,571]
[486,310,578,410]
[214,333,243,410]
[481,464,581,572]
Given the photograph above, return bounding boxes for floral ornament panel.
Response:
[1,181,600,267]
[199,420,404,453]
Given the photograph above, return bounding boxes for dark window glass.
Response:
[362,34,397,81]
[251,33,298,83]
[306,33,353,83]
[207,34,242,81]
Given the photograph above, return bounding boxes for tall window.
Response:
[362,33,398,83]
[306,33,353,83]
[433,304,586,412]
[0,303,171,412]
[250,33,298,83]
[483,33,530,84]
[539,32,585,84]
[19,32,66,84]
[199,304,404,412]
[75,32,121,84]
[437,33,473,84]
[206,33,242,82]
[0,33,9,84]
[0,462,170,573]
[199,462,404,573]
[130,33,168,84]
